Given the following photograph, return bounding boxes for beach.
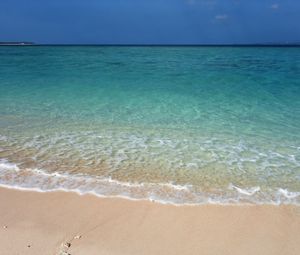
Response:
[0,187,299,255]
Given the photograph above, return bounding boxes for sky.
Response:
[0,0,299,44]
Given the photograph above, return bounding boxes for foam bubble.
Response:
[278,188,300,199]
[229,184,260,196]
[0,159,20,171]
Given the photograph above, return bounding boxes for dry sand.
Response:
[0,187,299,255]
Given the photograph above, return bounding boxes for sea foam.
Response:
[0,159,299,206]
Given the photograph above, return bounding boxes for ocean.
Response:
[0,46,299,204]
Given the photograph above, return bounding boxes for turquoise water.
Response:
[0,46,300,204]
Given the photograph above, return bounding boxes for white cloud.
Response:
[215,14,228,20]
[271,3,279,9]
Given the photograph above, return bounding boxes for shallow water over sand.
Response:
[0,46,300,204]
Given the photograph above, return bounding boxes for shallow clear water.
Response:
[0,46,300,204]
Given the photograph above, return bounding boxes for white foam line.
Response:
[0,182,298,207]
[0,183,258,207]
[0,159,299,206]
[0,160,191,192]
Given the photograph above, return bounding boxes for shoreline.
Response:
[1,160,299,206]
[0,187,299,255]
[1,183,299,207]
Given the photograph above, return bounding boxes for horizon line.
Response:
[1,42,300,47]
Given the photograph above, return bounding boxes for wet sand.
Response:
[0,187,299,255]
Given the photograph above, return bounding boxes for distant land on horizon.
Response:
[0,42,35,45]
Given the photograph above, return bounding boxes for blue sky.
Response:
[0,0,299,44]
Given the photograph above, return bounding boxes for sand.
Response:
[0,187,299,255]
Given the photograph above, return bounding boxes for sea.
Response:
[0,46,299,205]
